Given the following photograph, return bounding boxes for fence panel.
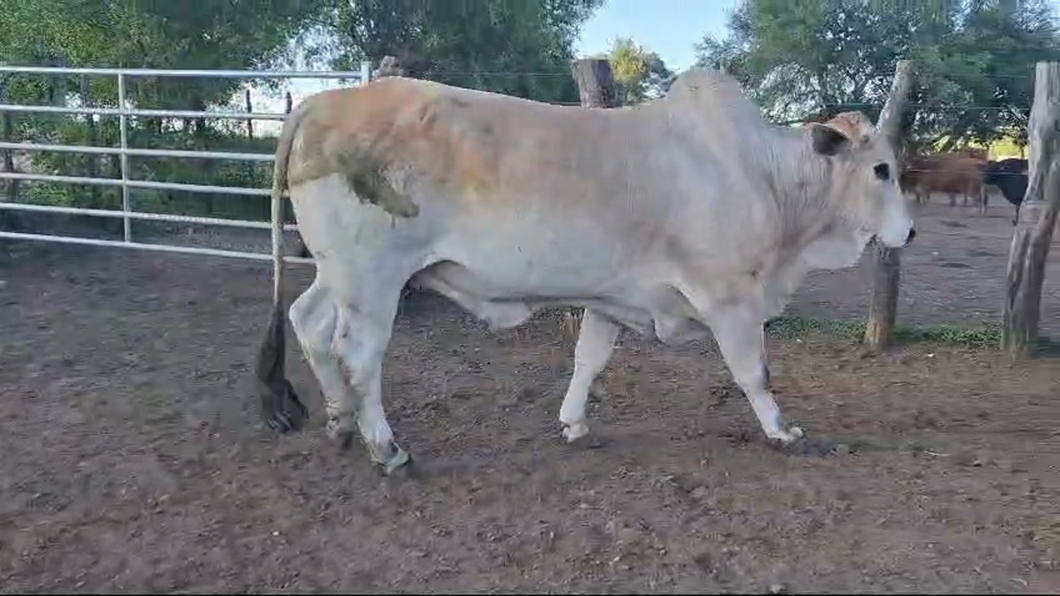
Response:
[0,62,374,264]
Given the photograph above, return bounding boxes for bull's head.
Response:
[807,111,917,249]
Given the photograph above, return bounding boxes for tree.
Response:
[0,0,328,227]
[695,0,1060,148]
[604,38,674,105]
[0,0,324,130]
[311,0,605,103]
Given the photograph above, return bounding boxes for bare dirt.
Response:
[1,200,1058,594]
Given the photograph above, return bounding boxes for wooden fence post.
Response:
[863,60,916,349]
[564,59,620,340]
[1001,61,1060,358]
[244,88,254,141]
[571,59,619,109]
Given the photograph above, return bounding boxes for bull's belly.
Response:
[410,260,710,344]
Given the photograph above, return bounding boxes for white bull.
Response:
[254,68,917,475]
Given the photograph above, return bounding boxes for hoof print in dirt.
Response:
[261,380,309,434]
[769,434,839,457]
[579,434,607,450]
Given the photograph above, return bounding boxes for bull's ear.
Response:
[810,124,851,156]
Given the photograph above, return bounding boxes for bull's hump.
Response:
[287,78,531,212]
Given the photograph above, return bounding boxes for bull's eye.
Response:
[873,162,890,181]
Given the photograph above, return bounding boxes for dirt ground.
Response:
[1,200,1059,594]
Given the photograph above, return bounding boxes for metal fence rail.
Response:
[0,62,374,264]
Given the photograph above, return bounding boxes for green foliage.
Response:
[601,38,674,105]
[22,131,275,224]
[0,0,331,228]
[765,315,1007,348]
[315,0,605,103]
[696,0,1060,149]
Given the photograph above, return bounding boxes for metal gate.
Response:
[0,62,373,263]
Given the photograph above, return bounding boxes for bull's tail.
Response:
[255,100,312,433]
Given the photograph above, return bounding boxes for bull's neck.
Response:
[763,134,852,250]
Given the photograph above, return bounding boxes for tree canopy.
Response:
[0,0,604,113]
[602,37,674,105]
[695,0,1060,150]
[310,0,605,103]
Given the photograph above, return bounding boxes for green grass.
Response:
[764,315,1006,348]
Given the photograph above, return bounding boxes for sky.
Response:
[574,0,741,72]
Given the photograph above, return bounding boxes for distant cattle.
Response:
[980,158,1028,224]
[900,153,987,208]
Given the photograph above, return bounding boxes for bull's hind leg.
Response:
[288,279,357,437]
[289,276,408,474]
[708,306,804,445]
[558,309,620,442]
[332,298,407,473]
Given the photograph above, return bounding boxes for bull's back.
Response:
[287,77,663,216]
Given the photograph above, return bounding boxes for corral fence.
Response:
[0,62,373,264]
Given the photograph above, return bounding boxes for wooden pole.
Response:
[1001,62,1060,358]
[571,58,619,109]
[244,88,254,141]
[563,59,620,340]
[863,60,917,349]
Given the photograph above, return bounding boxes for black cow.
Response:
[980,158,1028,225]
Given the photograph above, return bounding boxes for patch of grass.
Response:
[892,323,1002,347]
[764,316,866,341]
[765,315,1008,348]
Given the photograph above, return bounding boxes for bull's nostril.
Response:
[906,228,917,244]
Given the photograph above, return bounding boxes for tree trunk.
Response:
[863,60,917,349]
[571,59,619,109]
[563,59,620,340]
[1001,62,1060,358]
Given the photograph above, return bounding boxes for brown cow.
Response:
[900,152,987,207]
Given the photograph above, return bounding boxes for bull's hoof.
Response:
[375,445,412,476]
[768,433,839,457]
[262,381,309,434]
[561,421,590,443]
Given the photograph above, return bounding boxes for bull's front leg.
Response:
[709,307,804,445]
[558,308,619,442]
